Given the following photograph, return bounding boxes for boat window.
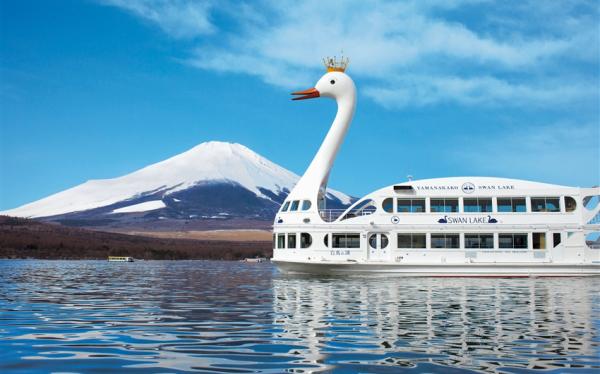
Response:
[300,233,312,248]
[513,198,527,212]
[531,197,560,212]
[324,233,329,247]
[465,234,494,249]
[532,232,546,250]
[332,233,361,248]
[368,233,389,249]
[430,198,459,213]
[497,197,526,212]
[381,234,389,249]
[397,233,426,249]
[584,195,599,210]
[565,197,576,212]
[499,233,528,249]
[277,234,286,249]
[288,233,297,249]
[382,198,393,213]
[553,233,561,247]
[281,201,290,212]
[290,200,300,211]
[397,198,425,213]
[272,234,276,249]
[463,198,492,213]
[431,233,460,248]
[368,234,377,249]
[301,200,312,211]
[341,199,377,220]
[546,198,560,212]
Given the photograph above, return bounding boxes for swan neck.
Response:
[289,92,356,205]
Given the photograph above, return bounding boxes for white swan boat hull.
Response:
[273,259,600,277]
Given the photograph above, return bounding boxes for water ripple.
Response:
[0,260,598,373]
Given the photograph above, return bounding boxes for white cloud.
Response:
[450,121,600,186]
[102,0,599,108]
[102,0,214,39]
[363,75,597,108]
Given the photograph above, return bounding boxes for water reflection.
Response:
[273,275,600,372]
[0,260,598,373]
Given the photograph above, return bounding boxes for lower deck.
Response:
[271,228,600,272]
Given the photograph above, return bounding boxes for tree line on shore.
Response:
[0,216,271,260]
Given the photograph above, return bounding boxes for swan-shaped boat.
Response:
[272,57,600,276]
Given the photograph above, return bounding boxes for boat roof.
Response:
[365,176,581,198]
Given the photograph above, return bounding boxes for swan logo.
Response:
[461,182,476,194]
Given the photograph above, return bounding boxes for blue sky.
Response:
[1,0,598,210]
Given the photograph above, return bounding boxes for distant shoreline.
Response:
[0,216,272,261]
[107,229,272,242]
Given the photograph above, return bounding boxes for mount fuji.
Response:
[1,142,354,230]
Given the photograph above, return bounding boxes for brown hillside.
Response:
[0,216,272,260]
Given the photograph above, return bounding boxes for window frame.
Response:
[532,232,546,250]
[382,198,393,213]
[430,233,460,249]
[397,233,426,249]
[497,197,526,213]
[300,233,312,248]
[531,197,560,213]
[287,233,297,249]
[290,200,300,211]
[396,198,425,213]
[277,234,286,249]
[332,233,361,248]
[498,233,528,249]
[463,197,492,213]
[430,198,459,213]
[553,232,561,248]
[564,196,576,212]
[464,233,494,249]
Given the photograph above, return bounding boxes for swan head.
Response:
[292,72,355,101]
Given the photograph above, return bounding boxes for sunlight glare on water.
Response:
[0,260,598,373]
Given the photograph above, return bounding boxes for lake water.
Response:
[0,260,598,373]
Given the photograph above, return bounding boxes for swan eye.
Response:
[330,80,335,85]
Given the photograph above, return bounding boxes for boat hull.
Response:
[272,260,600,277]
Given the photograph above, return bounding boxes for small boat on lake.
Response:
[271,56,600,276]
[108,256,134,262]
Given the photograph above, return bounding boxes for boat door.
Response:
[368,232,390,261]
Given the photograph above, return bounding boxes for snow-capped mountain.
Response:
[1,142,353,228]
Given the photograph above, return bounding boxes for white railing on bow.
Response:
[319,207,376,222]
[319,209,347,222]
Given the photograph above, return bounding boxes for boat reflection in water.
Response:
[1,261,597,372]
[272,275,599,372]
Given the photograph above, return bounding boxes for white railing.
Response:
[319,209,347,222]
[319,208,376,222]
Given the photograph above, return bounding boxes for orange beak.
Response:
[291,87,320,100]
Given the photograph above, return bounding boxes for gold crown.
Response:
[323,55,349,72]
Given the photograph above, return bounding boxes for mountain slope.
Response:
[2,142,354,227]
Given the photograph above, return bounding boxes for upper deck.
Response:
[276,177,600,228]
